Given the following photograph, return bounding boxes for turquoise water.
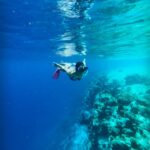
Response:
[1,0,150,150]
[55,0,150,58]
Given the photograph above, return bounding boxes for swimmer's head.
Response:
[76,62,88,72]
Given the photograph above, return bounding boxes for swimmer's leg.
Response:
[53,62,66,71]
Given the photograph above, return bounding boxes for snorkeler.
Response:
[52,59,88,81]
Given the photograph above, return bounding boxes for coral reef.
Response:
[78,74,150,150]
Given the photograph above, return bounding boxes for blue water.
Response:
[1,0,150,150]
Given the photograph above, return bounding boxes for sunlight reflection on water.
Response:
[56,0,150,59]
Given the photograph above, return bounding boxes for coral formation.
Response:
[77,74,150,150]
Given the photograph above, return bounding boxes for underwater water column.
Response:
[59,0,150,150]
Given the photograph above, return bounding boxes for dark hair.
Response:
[75,62,84,72]
[75,61,88,72]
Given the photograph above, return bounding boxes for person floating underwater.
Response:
[52,59,88,81]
